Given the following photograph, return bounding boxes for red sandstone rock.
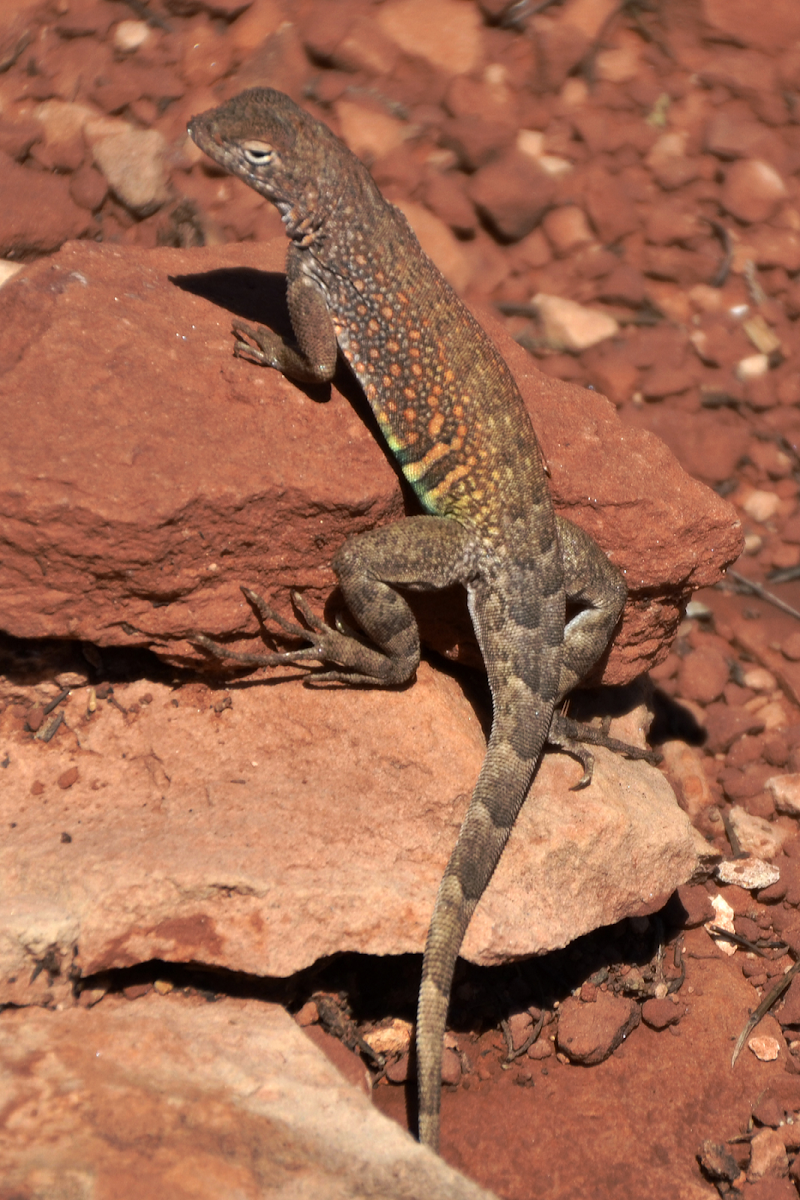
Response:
[748,1128,789,1182]
[0,239,742,680]
[721,160,788,226]
[660,742,715,821]
[556,993,640,1065]
[641,998,681,1029]
[468,148,556,242]
[376,0,482,77]
[0,153,92,257]
[583,169,639,244]
[0,667,697,1006]
[752,1078,800,1126]
[701,0,800,54]
[0,997,493,1200]
[676,646,730,705]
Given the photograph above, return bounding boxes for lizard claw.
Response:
[193,587,332,672]
[549,710,659,788]
[232,319,281,367]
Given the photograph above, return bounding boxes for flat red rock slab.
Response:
[0,240,741,683]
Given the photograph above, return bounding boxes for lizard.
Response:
[188,87,647,1154]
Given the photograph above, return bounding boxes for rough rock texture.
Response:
[1,0,800,1191]
[0,666,697,1007]
[0,240,740,683]
[0,994,497,1200]
[556,992,641,1065]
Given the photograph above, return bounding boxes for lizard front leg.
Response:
[233,256,339,383]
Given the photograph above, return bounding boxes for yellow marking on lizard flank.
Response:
[427,463,471,498]
[381,306,393,320]
[403,440,451,482]
[428,412,445,438]
[403,388,416,401]
[390,363,402,377]
[404,408,416,423]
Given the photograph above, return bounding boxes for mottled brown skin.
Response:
[188,88,632,1153]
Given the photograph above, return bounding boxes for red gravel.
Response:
[4,0,800,1196]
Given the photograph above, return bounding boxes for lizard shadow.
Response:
[172,266,295,343]
[171,265,408,470]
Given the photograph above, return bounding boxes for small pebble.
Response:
[740,488,780,523]
[706,893,737,955]
[716,858,781,889]
[736,354,770,383]
[641,998,681,1029]
[441,1046,462,1086]
[767,774,800,816]
[113,19,151,52]
[741,667,777,692]
[748,1126,788,1183]
[527,1039,553,1060]
[362,1019,413,1058]
[749,1036,781,1062]
[782,632,800,662]
[294,1000,319,1027]
[385,1053,410,1083]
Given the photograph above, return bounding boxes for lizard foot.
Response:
[195,587,397,685]
[549,711,660,791]
[194,587,335,673]
[232,319,284,368]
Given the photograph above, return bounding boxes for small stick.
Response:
[725,569,800,623]
[731,959,800,1066]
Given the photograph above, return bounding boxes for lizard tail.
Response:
[416,687,556,1152]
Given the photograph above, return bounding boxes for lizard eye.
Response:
[242,140,276,167]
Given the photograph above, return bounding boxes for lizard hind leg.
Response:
[553,515,658,776]
[196,580,412,687]
[196,514,476,688]
[555,514,627,702]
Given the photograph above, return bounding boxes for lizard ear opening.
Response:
[242,140,276,166]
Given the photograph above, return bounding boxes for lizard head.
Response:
[188,88,364,240]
